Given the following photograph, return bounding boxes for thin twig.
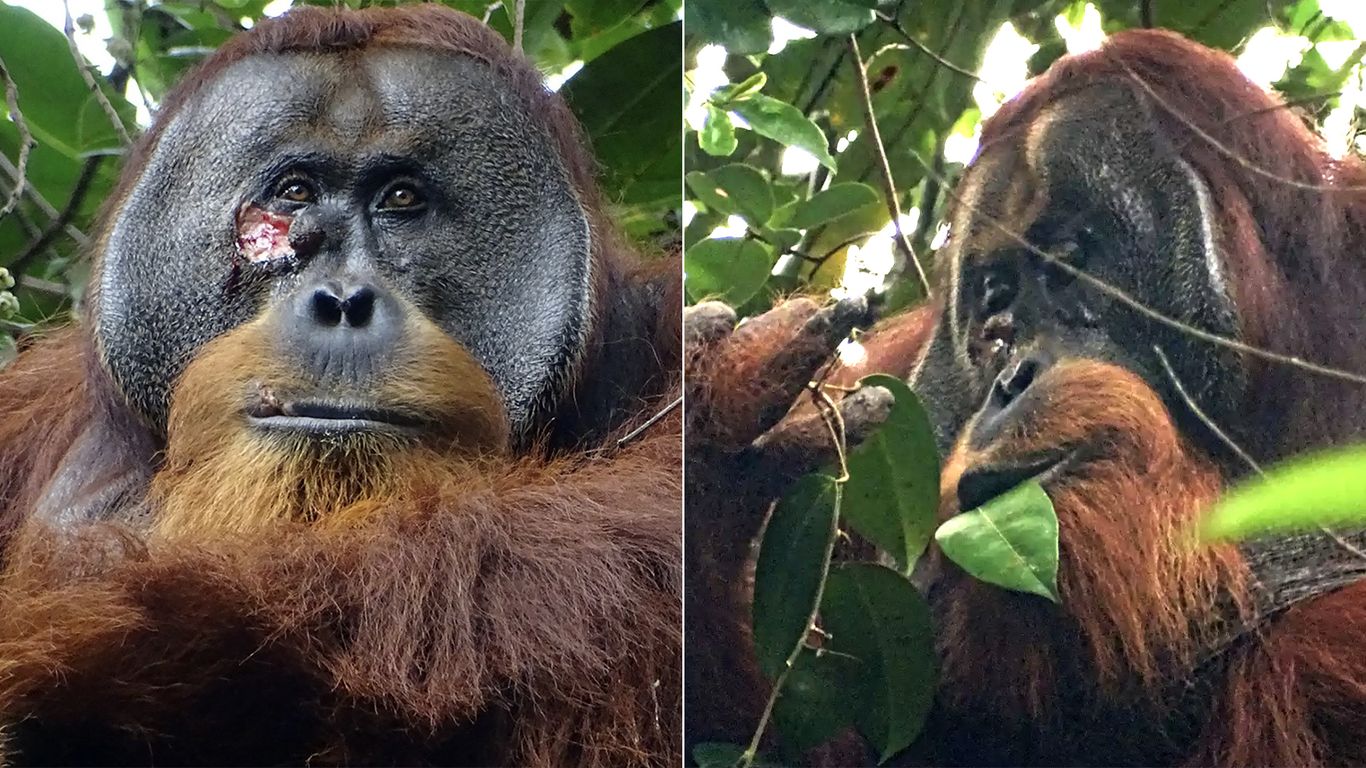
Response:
[16,276,66,298]
[0,318,33,336]
[5,190,41,238]
[63,1,131,147]
[0,154,89,246]
[847,35,932,299]
[905,145,1366,386]
[738,385,849,768]
[1215,91,1345,127]
[512,0,526,52]
[876,12,984,82]
[745,228,821,263]
[0,57,33,221]
[746,228,871,268]
[812,387,851,481]
[1113,51,1366,192]
[1155,345,1366,562]
[855,1,964,191]
[1153,345,1260,472]
[10,156,101,290]
[615,395,681,448]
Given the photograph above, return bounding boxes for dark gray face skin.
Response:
[911,83,1244,465]
[93,47,591,437]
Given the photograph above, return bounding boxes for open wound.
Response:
[236,203,295,266]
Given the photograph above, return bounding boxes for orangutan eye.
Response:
[1043,228,1095,291]
[378,183,425,211]
[275,178,315,204]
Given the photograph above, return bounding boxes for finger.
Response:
[726,296,822,347]
[748,296,872,433]
[696,297,872,447]
[750,384,895,483]
[684,301,738,348]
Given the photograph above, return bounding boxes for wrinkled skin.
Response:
[96,48,590,436]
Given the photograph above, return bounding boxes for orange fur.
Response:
[0,7,682,764]
[827,302,938,389]
[689,297,826,449]
[0,331,96,547]
[1194,580,1366,765]
[153,311,509,537]
[689,28,1366,767]
[931,362,1250,721]
[0,412,680,765]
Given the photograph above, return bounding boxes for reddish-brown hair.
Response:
[0,5,680,765]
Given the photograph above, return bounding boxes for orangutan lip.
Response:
[956,451,1072,512]
[246,399,424,434]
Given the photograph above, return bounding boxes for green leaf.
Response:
[771,647,860,754]
[561,22,681,208]
[685,164,773,225]
[823,563,936,763]
[935,481,1060,602]
[700,105,739,157]
[787,182,880,229]
[76,89,137,156]
[685,237,774,306]
[843,376,940,571]
[769,183,800,211]
[752,474,837,678]
[565,0,648,35]
[762,0,875,35]
[711,164,773,224]
[1201,444,1366,542]
[731,94,837,170]
[0,4,136,161]
[757,226,800,252]
[1096,0,1266,51]
[684,0,773,55]
[713,72,768,106]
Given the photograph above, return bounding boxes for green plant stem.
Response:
[739,481,842,768]
[739,386,850,768]
[846,35,932,299]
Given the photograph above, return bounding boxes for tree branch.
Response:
[513,0,527,52]
[10,156,101,290]
[0,154,89,246]
[0,57,34,222]
[63,0,132,147]
[877,12,984,82]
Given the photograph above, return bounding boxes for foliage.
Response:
[687,0,1365,763]
[683,0,1361,316]
[936,480,1059,602]
[720,374,1060,766]
[1202,444,1366,542]
[0,0,681,343]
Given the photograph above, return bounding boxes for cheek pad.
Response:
[94,75,300,426]
[1034,88,1243,428]
[93,52,594,438]
[365,51,593,435]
